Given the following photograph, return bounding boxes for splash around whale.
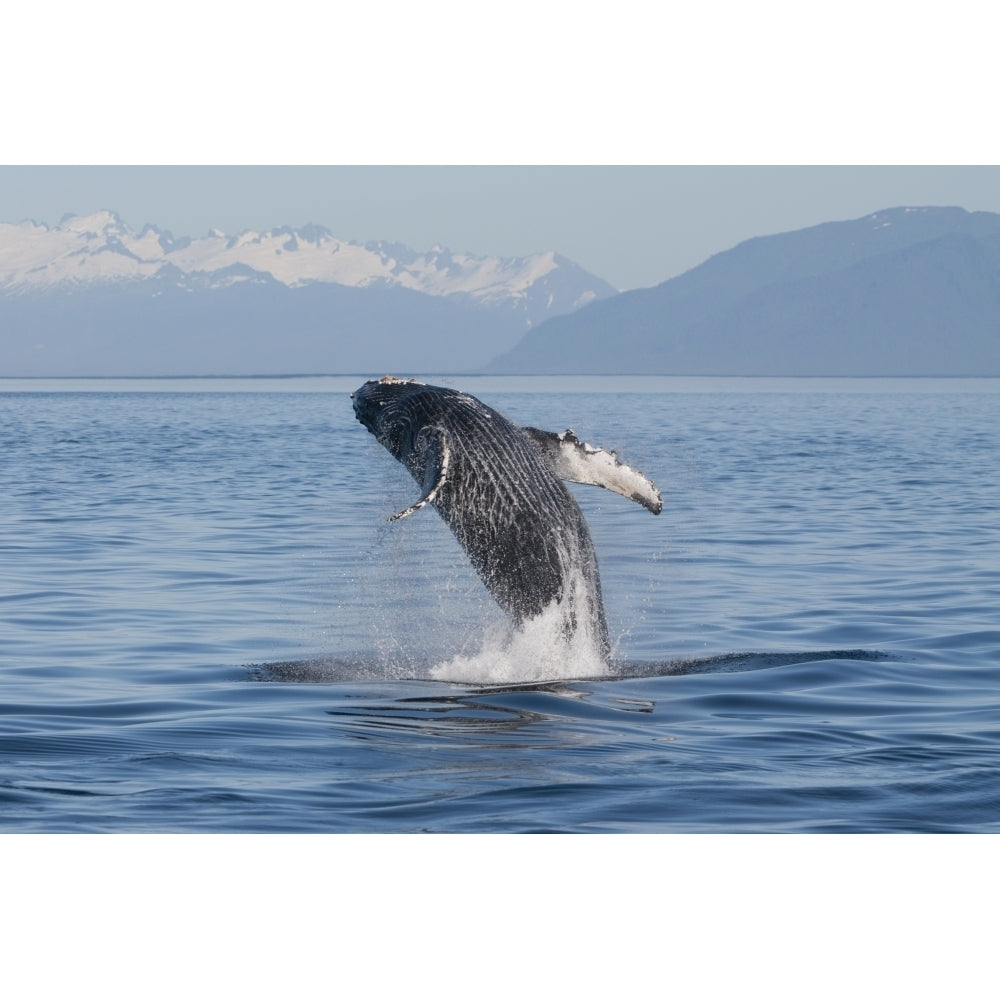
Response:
[351,376,662,671]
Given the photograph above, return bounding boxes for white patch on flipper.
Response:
[522,426,663,515]
[388,427,451,521]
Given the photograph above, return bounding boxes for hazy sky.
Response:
[4,166,1000,291]
[4,6,997,291]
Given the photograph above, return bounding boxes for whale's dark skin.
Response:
[352,377,661,660]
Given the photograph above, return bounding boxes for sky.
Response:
[4,165,1000,291]
[2,4,997,291]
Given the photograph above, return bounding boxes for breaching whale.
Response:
[351,376,662,659]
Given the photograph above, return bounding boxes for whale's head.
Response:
[352,376,427,457]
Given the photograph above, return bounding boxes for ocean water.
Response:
[2,375,999,833]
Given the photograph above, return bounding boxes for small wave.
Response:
[615,648,893,678]
[249,646,891,686]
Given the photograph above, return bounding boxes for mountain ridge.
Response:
[0,210,615,318]
[486,206,1000,375]
[0,211,617,375]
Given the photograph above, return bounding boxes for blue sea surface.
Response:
[2,375,999,832]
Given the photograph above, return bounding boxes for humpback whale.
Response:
[351,376,661,659]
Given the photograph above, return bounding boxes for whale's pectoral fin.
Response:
[388,426,451,522]
[522,427,663,515]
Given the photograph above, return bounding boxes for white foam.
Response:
[429,599,610,685]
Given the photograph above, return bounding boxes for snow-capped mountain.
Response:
[0,211,618,376]
[0,211,613,325]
